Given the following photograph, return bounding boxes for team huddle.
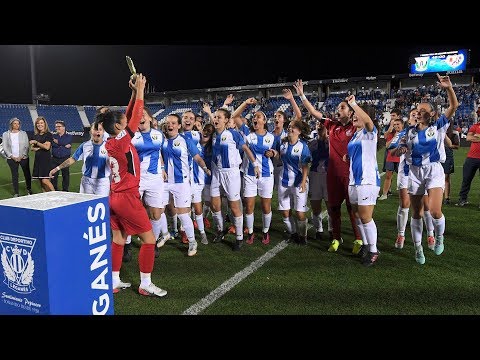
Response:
[51,73,458,297]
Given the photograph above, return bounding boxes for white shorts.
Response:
[165,182,192,208]
[211,166,241,201]
[397,171,408,190]
[348,184,380,206]
[243,174,274,199]
[277,182,309,212]
[202,184,211,203]
[139,173,166,209]
[408,162,445,196]
[191,183,205,204]
[80,176,110,197]
[309,171,328,201]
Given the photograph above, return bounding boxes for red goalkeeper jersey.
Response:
[106,99,144,193]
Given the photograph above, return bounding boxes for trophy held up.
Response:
[126,56,137,81]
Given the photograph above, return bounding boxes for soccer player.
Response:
[393,73,458,264]
[389,110,437,251]
[162,113,211,257]
[181,110,206,245]
[344,97,380,266]
[95,73,167,297]
[379,113,402,200]
[210,108,259,251]
[49,122,110,196]
[294,79,362,253]
[308,120,330,240]
[277,119,312,245]
[272,89,302,189]
[131,107,170,258]
[197,123,215,243]
[388,109,416,249]
[243,111,279,245]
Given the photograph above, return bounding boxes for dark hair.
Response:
[95,111,124,136]
[167,113,182,125]
[390,108,402,116]
[249,111,268,133]
[217,108,231,119]
[358,104,379,131]
[202,123,214,154]
[96,106,110,115]
[283,120,310,142]
[55,120,66,128]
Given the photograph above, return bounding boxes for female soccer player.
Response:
[393,73,458,264]
[95,74,167,297]
[49,122,110,196]
[344,96,380,266]
[243,111,279,245]
[294,80,362,253]
[210,108,259,251]
[278,119,311,244]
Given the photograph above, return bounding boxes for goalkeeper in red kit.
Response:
[95,73,167,297]
[294,80,363,253]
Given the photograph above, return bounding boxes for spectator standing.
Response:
[456,119,480,206]
[51,120,73,191]
[442,126,460,204]
[2,117,32,197]
[30,117,55,192]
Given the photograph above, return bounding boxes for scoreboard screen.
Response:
[410,49,468,74]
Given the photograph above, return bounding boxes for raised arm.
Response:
[436,73,459,119]
[293,79,324,120]
[346,95,374,132]
[127,74,146,133]
[203,102,215,123]
[232,97,257,124]
[282,88,302,121]
[126,77,137,121]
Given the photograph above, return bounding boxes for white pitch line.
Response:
[182,240,289,315]
[0,171,83,188]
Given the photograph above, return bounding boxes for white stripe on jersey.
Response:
[162,134,199,184]
[279,139,311,187]
[244,132,277,177]
[72,140,110,179]
[404,114,450,166]
[348,127,380,186]
[131,129,165,175]
[212,129,244,169]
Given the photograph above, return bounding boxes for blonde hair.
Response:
[34,116,51,135]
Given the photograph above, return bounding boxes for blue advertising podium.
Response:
[0,192,113,315]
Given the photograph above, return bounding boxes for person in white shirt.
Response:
[2,117,32,197]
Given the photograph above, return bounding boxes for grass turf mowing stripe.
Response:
[182,240,289,315]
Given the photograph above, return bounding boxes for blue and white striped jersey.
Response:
[403,114,450,166]
[184,130,203,184]
[193,143,212,185]
[212,129,245,169]
[244,132,278,177]
[162,134,200,184]
[131,129,165,175]
[72,140,110,179]
[388,129,409,176]
[347,127,381,186]
[279,139,312,187]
